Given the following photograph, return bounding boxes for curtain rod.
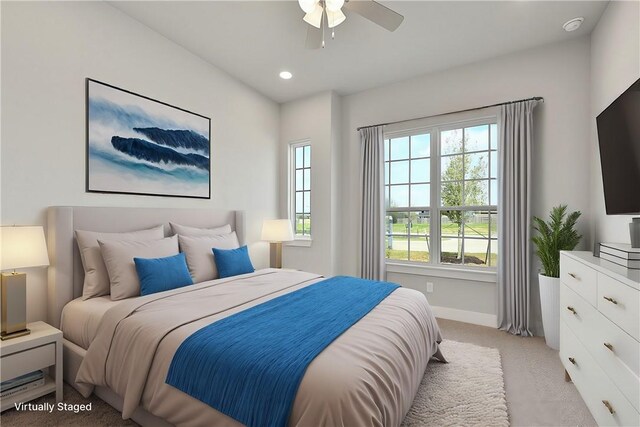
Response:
[356,96,544,131]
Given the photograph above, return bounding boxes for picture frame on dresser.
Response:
[86,78,211,199]
[559,251,640,427]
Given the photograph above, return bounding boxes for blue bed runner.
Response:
[166,276,399,427]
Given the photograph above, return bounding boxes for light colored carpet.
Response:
[403,339,509,427]
[438,318,596,427]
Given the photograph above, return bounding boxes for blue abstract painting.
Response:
[86,79,211,198]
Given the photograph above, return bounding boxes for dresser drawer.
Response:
[561,254,597,306]
[561,323,640,427]
[598,273,640,341]
[0,343,55,382]
[560,283,597,344]
[589,309,640,412]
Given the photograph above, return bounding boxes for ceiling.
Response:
[110,1,608,103]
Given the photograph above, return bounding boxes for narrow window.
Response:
[291,142,311,238]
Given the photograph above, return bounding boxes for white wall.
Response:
[590,0,640,246]
[278,92,341,276]
[339,37,593,334]
[1,1,280,322]
[330,93,343,273]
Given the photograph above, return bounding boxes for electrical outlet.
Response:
[426,282,434,293]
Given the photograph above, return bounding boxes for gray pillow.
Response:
[169,222,231,237]
[99,235,179,301]
[178,232,240,283]
[75,225,164,300]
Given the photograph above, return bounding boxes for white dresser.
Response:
[560,251,640,427]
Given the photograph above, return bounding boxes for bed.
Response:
[48,206,443,427]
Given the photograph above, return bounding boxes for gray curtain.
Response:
[359,126,386,280]
[498,99,541,336]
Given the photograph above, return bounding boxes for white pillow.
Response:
[99,235,179,301]
[75,225,164,300]
[178,232,240,283]
[170,222,231,237]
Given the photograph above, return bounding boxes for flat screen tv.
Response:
[596,78,640,214]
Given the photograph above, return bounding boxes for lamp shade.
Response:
[0,226,50,270]
[261,220,294,243]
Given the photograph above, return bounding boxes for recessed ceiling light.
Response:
[563,17,584,32]
[279,71,293,80]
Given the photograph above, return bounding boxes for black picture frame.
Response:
[85,78,211,199]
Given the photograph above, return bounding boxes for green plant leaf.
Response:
[531,205,582,278]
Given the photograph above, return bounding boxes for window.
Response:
[384,121,498,268]
[291,142,311,237]
[384,134,431,262]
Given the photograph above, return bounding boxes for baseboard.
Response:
[432,305,498,328]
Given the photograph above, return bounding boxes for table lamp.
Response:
[261,219,294,268]
[0,226,50,340]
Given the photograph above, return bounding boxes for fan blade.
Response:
[305,24,323,49]
[344,0,404,31]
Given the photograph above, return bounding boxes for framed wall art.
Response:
[86,78,211,198]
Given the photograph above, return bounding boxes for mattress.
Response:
[61,296,122,349]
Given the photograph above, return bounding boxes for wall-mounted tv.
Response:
[596,78,640,215]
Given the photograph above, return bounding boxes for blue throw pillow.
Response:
[212,245,255,278]
[134,253,194,296]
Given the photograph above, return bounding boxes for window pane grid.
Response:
[440,208,497,267]
[384,134,432,262]
[385,209,430,262]
[385,134,431,212]
[385,123,497,268]
[292,144,311,237]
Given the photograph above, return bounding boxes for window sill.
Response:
[287,238,312,248]
[386,261,497,283]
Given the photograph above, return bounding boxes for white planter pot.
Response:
[539,273,560,350]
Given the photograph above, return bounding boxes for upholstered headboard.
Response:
[46,206,246,328]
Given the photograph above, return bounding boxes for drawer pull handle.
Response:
[568,357,576,365]
[604,342,614,351]
[566,306,577,315]
[568,273,579,280]
[603,296,618,305]
[602,400,615,415]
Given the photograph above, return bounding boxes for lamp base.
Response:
[270,242,283,269]
[1,272,28,337]
[0,328,30,341]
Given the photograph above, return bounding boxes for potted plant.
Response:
[532,205,582,350]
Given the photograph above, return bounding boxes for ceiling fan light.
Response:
[298,0,318,14]
[325,0,344,12]
[326,8,346,28]
[303,4,324,28]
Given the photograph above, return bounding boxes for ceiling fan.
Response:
[298,0,404,49]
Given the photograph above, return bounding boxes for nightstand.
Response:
[0,321,63,412]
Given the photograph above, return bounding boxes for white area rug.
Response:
[403,339,509,427]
